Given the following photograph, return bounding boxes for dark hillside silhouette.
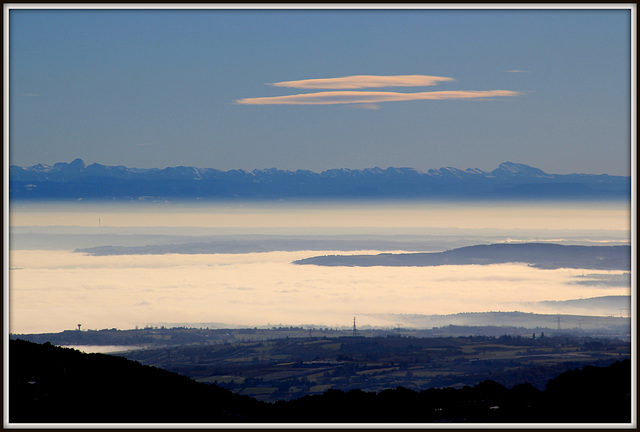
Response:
[9,339,266,423]
[9,339,631,424]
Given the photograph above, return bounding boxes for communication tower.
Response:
[352,317,357,337]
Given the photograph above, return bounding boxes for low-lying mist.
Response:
[9,200,631,334]
[9,249,630,334]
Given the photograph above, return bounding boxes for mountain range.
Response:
[9,159,629,200]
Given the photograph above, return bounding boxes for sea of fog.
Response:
[8,200,632,334]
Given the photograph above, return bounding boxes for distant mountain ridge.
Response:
[9,159,629,200]
[293,243,631,270]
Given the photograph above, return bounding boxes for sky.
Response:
[7,6,633,175]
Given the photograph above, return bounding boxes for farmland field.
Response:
[117,332,629,402]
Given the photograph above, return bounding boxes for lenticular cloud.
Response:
[269,74,454,89]
[236,74,522,106]
[236,90,521,105]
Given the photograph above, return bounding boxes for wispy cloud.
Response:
[238,74,522,107]
[236,90,522,106]
[269,75,454,89]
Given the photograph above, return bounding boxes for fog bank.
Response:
[9,250,629,334]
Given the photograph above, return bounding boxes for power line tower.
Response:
[352,317,357,337]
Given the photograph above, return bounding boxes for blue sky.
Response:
[8,7,633,175]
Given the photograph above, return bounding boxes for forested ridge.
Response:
[9,339,631,423]
[294,243,631,270]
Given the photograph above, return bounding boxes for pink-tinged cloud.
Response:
[269,75,454,89]
[236,90,522,105]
